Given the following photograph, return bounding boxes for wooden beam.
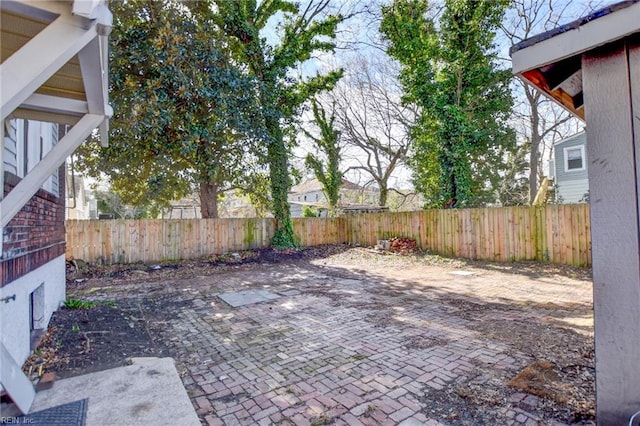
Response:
[0,11,97,121]
[583,40,640,425]
[21,93,88,116]
[545,56,582,91]
[11,108,82,127]
[0,114,104,229]
[0,343,35,414]
[521,69,585,121]
[78,36,105,115]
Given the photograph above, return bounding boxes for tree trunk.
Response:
[199,181,219,219]
[265,114,296,247]
[528,90,541,204]
[378,185,388,207]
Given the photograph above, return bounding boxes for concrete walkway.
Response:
[30,357,199,425]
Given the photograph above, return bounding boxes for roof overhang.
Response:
[1,0,112,135]
[510,0,640,121]
[1,0,112,228]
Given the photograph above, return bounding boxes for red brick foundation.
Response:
[1,169,66,287]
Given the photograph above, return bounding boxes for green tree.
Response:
[304,99,343,216]
[381,0,514,208]
[76,0,264,218]
[214,0,344,247]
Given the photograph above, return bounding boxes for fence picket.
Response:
[65,204,592,266]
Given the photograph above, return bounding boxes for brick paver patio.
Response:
[82,252,594,425]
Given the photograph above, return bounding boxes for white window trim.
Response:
[4,118,60,196]
[563,145,586,172]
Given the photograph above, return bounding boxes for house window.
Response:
[564,146,585,172]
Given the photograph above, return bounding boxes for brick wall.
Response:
[1,167,66,287]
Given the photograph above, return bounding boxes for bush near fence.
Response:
[65,204,591,266]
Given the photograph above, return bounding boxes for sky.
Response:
[282,0,619,190]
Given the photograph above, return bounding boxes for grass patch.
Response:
[64,298,95,310]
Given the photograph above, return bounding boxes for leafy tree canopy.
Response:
[381,0,515,208]
[304,99,343,215]
[76,0,266,218]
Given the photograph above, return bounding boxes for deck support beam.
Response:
[583,40,640,425]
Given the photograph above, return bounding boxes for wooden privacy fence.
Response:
[66,204,591,266]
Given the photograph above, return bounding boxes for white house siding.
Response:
[291,189,325,203]
[0,256,66,365]
[554,132,589,203]
[3,118,59,195]
[3,120,18,175]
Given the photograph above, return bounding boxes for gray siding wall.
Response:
[554,132,589,203]
[557,179,589,203]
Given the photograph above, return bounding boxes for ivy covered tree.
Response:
[76,0,264,218]
[213,0,344,247]
[304,99,343,216]
[381,0,515,208]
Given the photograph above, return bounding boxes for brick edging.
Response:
[0,242,66,287]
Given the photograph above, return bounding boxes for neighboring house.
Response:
[162,197,202,219]
[549,132,589,203]
[218,192,262,218]
[162,194,260,219]
[66,168,97,220]
[1,0,111,412]
[288,178,379,217]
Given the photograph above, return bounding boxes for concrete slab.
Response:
[278,289,301,297]
[449,270,474,276]
[218,289,280,307]
[30,357,199,425]
[336,278,362,286]
[398,419,429,426]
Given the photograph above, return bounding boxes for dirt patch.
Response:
[25,301,167,379]
[508,360,563,401]
[66,245,350,284]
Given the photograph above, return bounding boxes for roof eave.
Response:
[511,0,640,121]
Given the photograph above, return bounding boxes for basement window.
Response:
[29,283,46,350]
